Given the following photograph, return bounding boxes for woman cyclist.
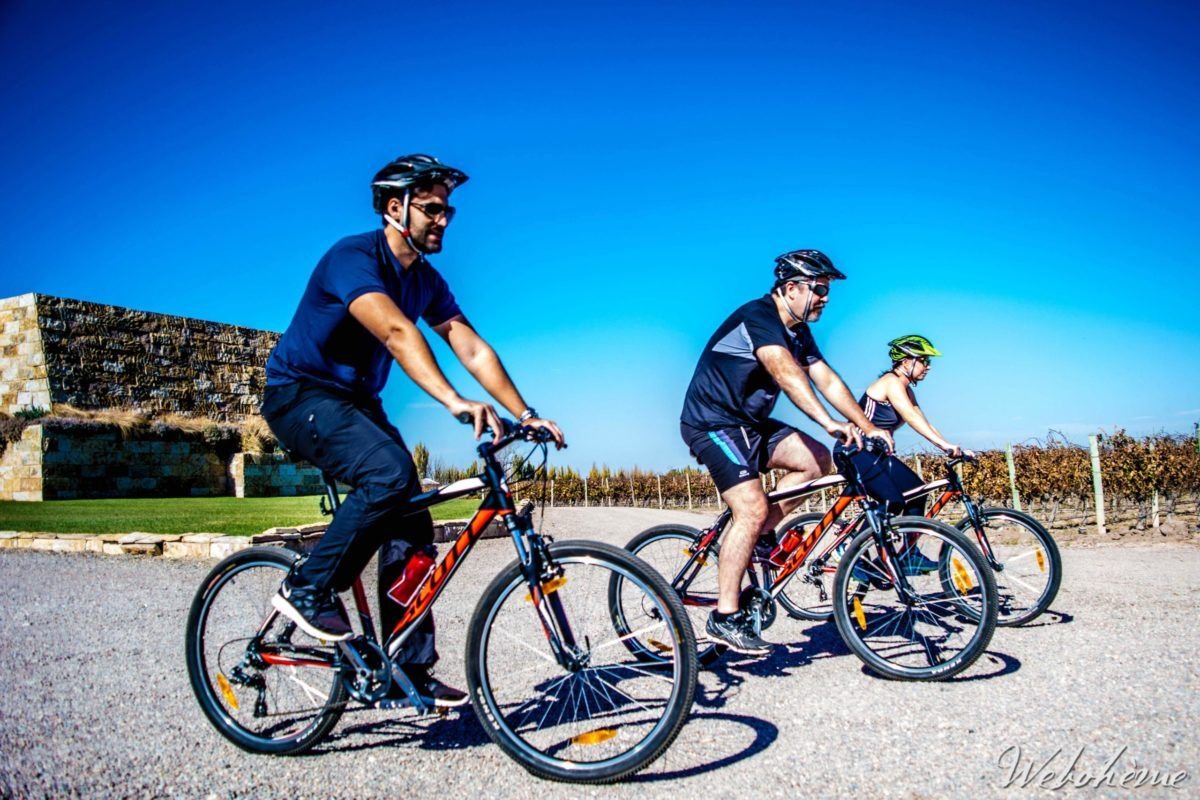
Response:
[840,334,974,573]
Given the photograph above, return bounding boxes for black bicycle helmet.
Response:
[773,249,847,285]
[371,154,469,213]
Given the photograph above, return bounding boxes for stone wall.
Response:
[229,452,326,498]
[0,292,278,421]
[0,424,328,501]
[0,294,52,414]
[0,425,44,501]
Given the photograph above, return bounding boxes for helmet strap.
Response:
[382,191,422,256]
[779,282,811,327]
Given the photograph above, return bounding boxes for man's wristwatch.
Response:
[518,407,538,423]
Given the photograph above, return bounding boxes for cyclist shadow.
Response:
[318,709,492,754]
[693,619,855,704]
[697,614,1022,692]
[630,711,778,782]
[1010,609,1073,628]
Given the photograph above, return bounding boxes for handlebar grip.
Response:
[456,411,473,425]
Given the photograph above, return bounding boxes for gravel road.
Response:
[1,507,1196,799]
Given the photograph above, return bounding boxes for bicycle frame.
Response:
[253,428,581,709]
[787,457,999,568]
[671,466,924,607]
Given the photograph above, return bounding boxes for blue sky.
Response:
[2,0,1197,470]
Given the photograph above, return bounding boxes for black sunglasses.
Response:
[410,201,456,222]
[795,281,829,297]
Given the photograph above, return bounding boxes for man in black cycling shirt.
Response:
[680,249,893,655]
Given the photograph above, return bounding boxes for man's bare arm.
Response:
[757,345,857,444]
[433,315,566,447]
[348,292,501,440]
[807,359,894,450]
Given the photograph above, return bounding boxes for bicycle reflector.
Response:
[524,575,567,602]
[217,673,240,711]
[1036,550,1046,572]
[572,728,618,746]
[951,558,974,593]
[852,597,867,631]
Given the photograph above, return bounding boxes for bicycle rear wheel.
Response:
[466,541,697,783]
[615,525,725,666]
[958,507,1061,626]
[832,518,997,681]
[185,546,347,754]
[772,512,840,621]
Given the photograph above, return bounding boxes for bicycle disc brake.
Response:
[738,586,777,632]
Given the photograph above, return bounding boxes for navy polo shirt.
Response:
[681,295,824,429]
[265,229,462,397]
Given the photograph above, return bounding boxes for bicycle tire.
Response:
[465,541,697,783]
[832,517,997,681]
[616,525,726,666]
[771,512,841,622]
[957,507,1061,626]
[185,546,347,755]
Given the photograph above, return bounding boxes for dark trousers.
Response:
[262,381,436,667]
[842,447,927,518]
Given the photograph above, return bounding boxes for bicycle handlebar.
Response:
[456,412,557,456]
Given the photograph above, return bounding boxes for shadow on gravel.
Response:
[316,708,491,754]
[692,620,854,707]
[631,711,778,782]
[1013,609,1074,628]
[847,649,1023,683]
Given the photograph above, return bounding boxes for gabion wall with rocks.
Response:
[0,292,278,421]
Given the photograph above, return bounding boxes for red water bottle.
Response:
[768,528,803,567]
[386,547,436,607]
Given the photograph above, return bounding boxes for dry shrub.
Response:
[240,415,277,454]
[52,403,150,437]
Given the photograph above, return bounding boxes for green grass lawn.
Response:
[0,496,482,537]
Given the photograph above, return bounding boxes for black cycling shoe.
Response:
[705,610,771,656]
[271,579,353,642]
[383,667,469,709]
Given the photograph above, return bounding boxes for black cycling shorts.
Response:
[681,419,798,494]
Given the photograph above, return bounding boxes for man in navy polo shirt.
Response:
[262,154,564,707]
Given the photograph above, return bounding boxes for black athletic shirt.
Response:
[859,392,907,433]
[681,295,823,430]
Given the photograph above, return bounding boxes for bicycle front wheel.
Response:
[832,517,997,681]
[959,507,1061,626]
[185,546,347,755]
[614,525,725,666]
[466,541,697,783]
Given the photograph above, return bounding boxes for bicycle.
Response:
[771,454,1061,626]
[185,420,698,783]
[616,439,998,681]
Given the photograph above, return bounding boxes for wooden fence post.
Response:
[629,475,635,507]
[1005,443,1022,511]
[583,477,589,507]
[656,475,663,508]
[604,477,610,507]
[1150,440,1159,532]
[914,455,923,481]
[1089,434,1106,536]
[686,472,693,510]
[550,479,554,508]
